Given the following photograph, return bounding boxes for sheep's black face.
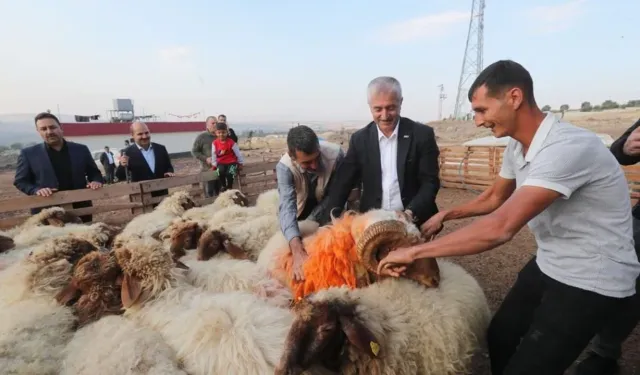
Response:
[276,299,382,375]
[232,192,249,207]
[62,211,83,225]
[65,239,99,266]
[170,222,204,259]
[181,197,197,211]
[0,235,15,254]
[196,229,226,261]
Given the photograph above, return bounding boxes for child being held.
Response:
[211,122,244,193]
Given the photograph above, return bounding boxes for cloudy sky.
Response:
[0,0,637,123]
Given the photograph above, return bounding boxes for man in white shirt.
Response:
[323,76,441,226]
[99,146,116,184]
[377,60,640,374]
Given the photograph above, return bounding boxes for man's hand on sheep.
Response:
[290,237,308,282]
[86,181,102,190]
[420,212,445,238]
[164,172,175,177]
[36,187,58,197]
[376,246,418,277]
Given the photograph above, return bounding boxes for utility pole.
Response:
[437,84,447,120]
[454,0,486,119]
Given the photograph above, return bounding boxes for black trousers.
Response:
[587,217,640,360]
[104,164,115,184]
[488,257,631,375]
[215,163,236,193]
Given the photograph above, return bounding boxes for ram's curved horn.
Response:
[356,220,411,273]
[356,219,441,288]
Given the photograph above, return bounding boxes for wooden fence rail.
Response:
[2,146,638,229]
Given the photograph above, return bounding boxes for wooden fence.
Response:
[439,146,640,201]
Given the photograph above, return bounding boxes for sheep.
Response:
[197,214,280,261]
[178,189,249,225]
[182,256,293,308]
[60,315,188,375]
[161,189,280,258]
[112,236,328,375]
[11,221,121,248]
[116,190,197,240]
[257,219,320,273]
[275,260,491,375]
[56,250,187,375]
[0,236,99,307]
[269,209,441,301]
[0,236,98,374]
[0,206,82,238]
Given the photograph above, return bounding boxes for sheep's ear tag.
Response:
[121,274,143,308]
[370,341,380,357]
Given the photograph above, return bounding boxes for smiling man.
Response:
[376,60,640,374]
[322,76,441,227]
[277,125,344,281]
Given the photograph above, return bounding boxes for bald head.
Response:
[130,121,151,149]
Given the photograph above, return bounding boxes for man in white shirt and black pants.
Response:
[376,60,640,375]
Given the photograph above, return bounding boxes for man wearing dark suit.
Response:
[118,121,175,201]
[322,76,440,226]
[99,146,116,184]
[13,112,104,223]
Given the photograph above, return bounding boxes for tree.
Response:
[580,102,592,112]
[542,105,551,112]
[10,142,23,150]
[601,100,619,110]
[560,104,569,112]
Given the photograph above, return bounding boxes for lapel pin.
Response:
[403,135,409,138]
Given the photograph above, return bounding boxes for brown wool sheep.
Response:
[196,229,250,261]
[56,251,124,327]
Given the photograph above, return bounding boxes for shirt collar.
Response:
[137,143,153,151]
[513,112,557,163]
[45,139,68,151]
[376,119,400,141]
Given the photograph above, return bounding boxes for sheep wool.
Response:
[272,210,421,301]
[61,315,187,375]
[278,260,491,375]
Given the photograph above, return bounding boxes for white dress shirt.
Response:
[377,122,404,211]
[106,152,114,165]
[137,144,155,173]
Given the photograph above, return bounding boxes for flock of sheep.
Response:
[0,187,492,375]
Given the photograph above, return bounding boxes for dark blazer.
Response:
[323,117,441,225]
[13,141,103,220]
[14,141,103,195]
[117,142,174,197]
[610,118,640,216]
[99,151,115,168]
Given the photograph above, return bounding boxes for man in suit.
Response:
[322,76,441,226]
[14,112,104,223]
[118,121,175,201]
[99,146,116,184]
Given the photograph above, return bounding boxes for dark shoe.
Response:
[574,352,620,375]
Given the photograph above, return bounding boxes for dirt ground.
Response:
[0,153,638,374]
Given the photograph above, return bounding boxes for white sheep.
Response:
[275,260,491,375]
[0,206,82,238]
[203,188,280,230]
[113,237,328,375]
[116,190,197,240]
[0,236,96,374]
[178,189,249,226]
[60,315,188,375]
[256,219,320,273]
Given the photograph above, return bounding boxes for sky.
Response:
[0,0,638,124]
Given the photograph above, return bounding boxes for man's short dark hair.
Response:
[34,112,61,126]
[468,60,536,106]
[287,125,319,157]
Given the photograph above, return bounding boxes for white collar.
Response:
[376,119,400,141]
[137,143,153,151]
[511,112,557,163]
